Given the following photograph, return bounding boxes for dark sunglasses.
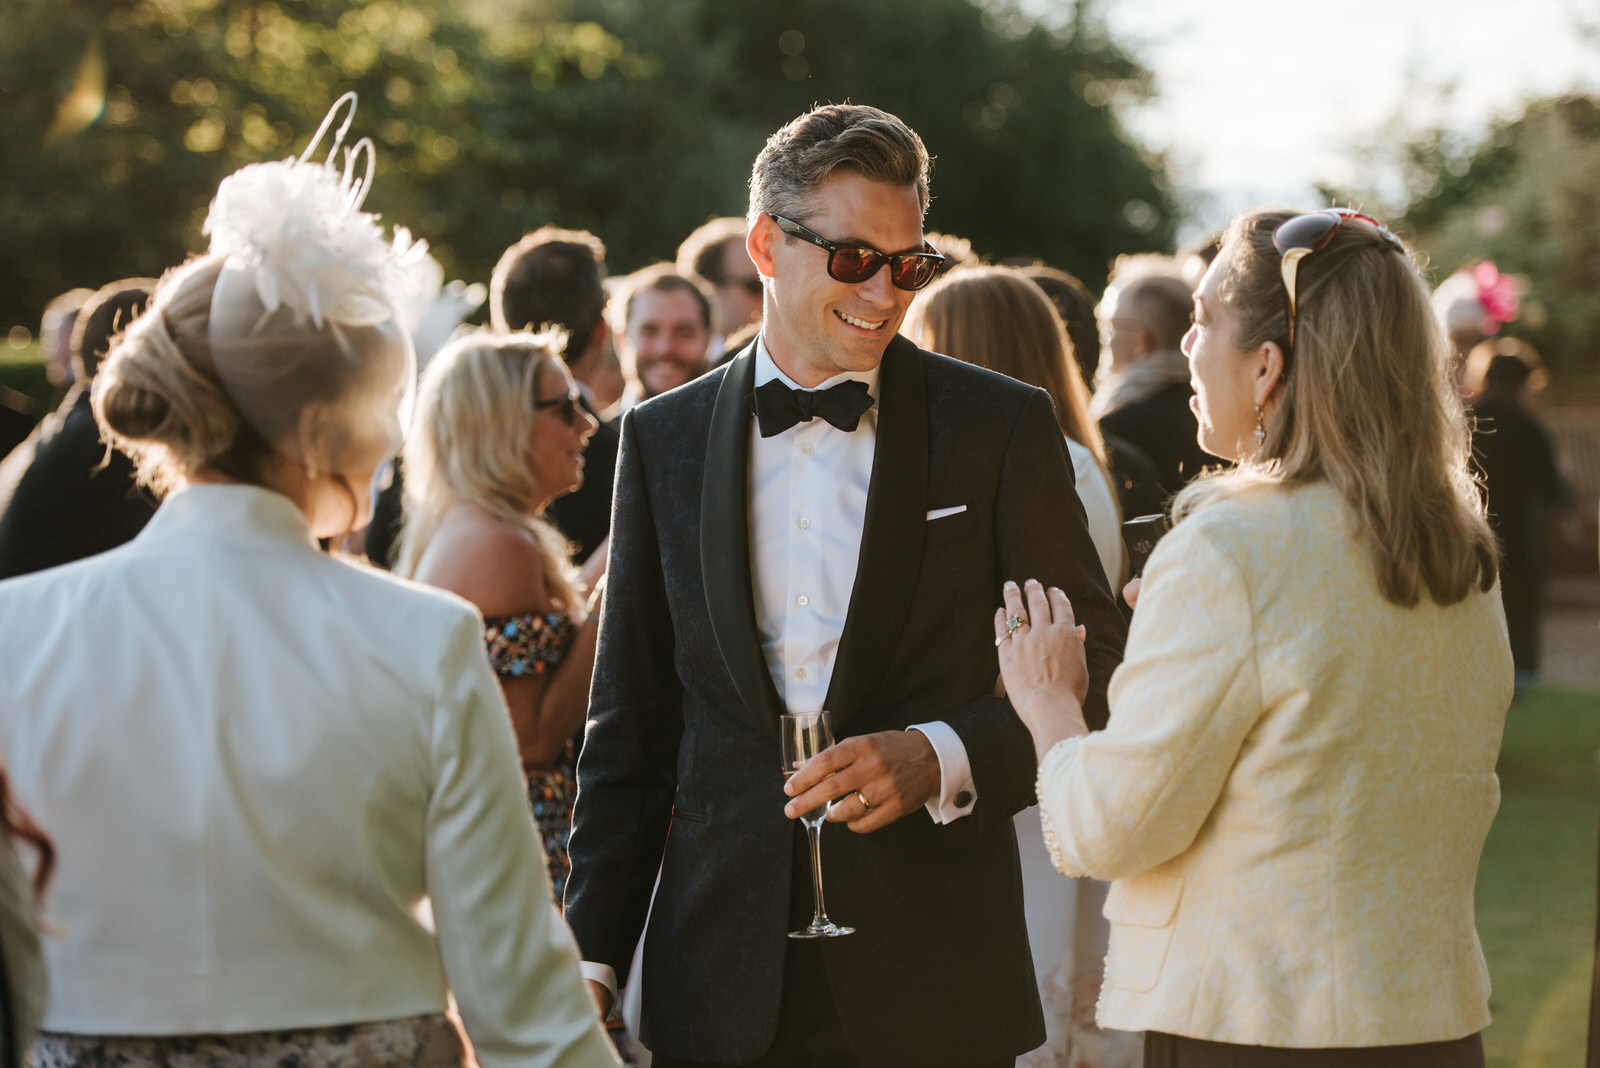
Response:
[534,387,584,427]
[768,213,946,291]
[1272,209,1404,347]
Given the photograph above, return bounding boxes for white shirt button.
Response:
[801,442,815,456]
[796,594,810,607]
[796,667,807,678]
[798,516,812,530]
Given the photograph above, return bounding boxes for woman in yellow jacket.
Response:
[996,209,1510,1067]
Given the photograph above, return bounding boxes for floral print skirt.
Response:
[34,1014,465,1068]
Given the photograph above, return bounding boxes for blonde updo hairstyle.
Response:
[94,256,257,494]
[394,330,578,611]
[94,255,405,528]
[1175,209,1498,607]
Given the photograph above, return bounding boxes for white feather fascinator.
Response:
[203,93,425,478]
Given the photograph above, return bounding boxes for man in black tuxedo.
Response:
[563,104,1126,1068]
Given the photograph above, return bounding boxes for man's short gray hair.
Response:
[747,104,932,229]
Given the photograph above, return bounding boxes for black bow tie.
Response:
[750,378,874,438]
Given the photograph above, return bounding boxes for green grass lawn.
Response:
[1479,684,1600,1067]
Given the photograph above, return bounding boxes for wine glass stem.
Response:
[806,818,829,927]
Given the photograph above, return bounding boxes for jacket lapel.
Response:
[700,343,785,738]
[823,336,929,728]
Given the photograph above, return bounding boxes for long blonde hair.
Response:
[909,265,1108,466]
[1175,209,1498,607]
[394,330,577,610]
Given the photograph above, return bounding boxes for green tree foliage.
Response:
[1385,95,1600,382]
[0,0,1174,333]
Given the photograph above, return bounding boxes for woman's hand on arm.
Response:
[995,579,1091,763]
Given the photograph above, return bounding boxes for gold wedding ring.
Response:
[856,790,872,812]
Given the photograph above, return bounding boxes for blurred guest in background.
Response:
[0,97,615,1068]
[908,266,1121,584]
[0,291,87,457]
[1466,337,1573,694]
[0,278,157,579]
[677,216,762,357]
[1021,263,1166,525]
[1001,208,1509,1067]
[923,231,982,272]
[1091,265,1218,498]
[905,264,1139,1068]
[357,255,484,570]
[491,226,622,565]
[38,289,94,399]
[612,264,713,406]
[396,330,601,905]
[1178,232,1222,291]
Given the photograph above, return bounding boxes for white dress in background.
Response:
[1015,438,1141,1068]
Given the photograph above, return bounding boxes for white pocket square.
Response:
[926,505,967,521]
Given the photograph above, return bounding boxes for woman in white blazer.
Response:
[994,209,1510,1067]
[0,98,616,1068]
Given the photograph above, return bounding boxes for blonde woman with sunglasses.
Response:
[397,330,602,908]
[995,209,1510,1068]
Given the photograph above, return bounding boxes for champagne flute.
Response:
[781,710,854,938]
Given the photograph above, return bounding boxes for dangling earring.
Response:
[1253,405,1267,448]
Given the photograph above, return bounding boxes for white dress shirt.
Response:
[0,485,617,1067]
[749,338,974,820]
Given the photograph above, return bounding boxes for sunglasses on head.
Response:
[1272,209,1405,348]
[534,387,584,427]
[768,213,946,292]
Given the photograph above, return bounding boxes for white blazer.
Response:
[0,485,616,1067]
[1038,482,1512,1047]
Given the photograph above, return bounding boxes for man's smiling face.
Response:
[750,170,924,386]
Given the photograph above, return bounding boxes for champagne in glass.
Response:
[781,710,854,938]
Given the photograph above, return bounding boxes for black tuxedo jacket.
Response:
[0,387,154,580]
[564,336,1126,1066]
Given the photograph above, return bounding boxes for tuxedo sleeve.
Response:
[562,409,683,976]
[942,388,1128,825]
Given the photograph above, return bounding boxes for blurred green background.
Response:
[4,0,1600,385]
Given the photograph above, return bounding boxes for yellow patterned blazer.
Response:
[1037,481,1512,1047]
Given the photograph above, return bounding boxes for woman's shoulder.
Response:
[411,507,550,619]
[1179,480,1337,535]
[1160,481,1347,579]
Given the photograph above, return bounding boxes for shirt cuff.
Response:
[579,961,619,1016]
[907,721,976,824]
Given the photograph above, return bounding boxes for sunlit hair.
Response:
[748,104,931,228]
[394,330,578,610]
[909,266,1107,465]
[71,277,157,381]
[93,256,396,538]
[676,216,747,285]
[1175,209,1498,607]
[490,226,608,364]
[1021,265,1100,392]
[617,263,714,332]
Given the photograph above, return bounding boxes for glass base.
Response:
[788,922,855,939]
